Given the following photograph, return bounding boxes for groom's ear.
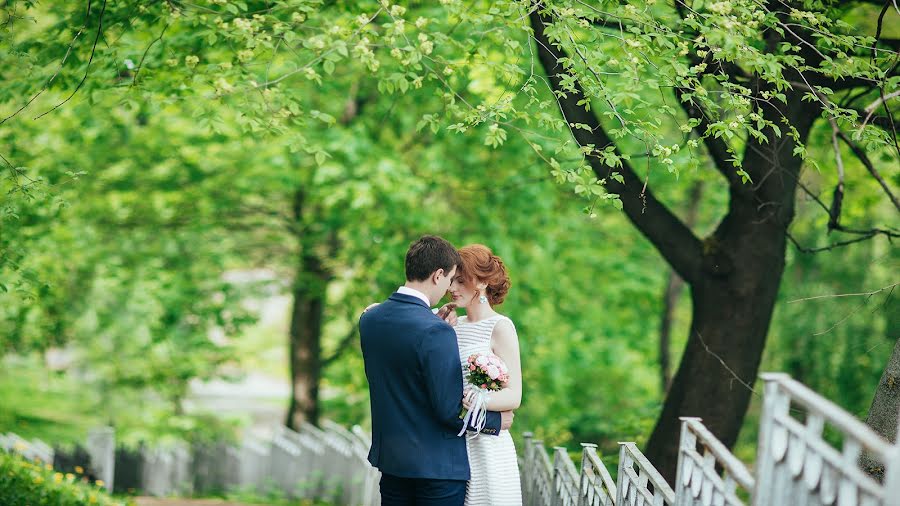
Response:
[431,268,445,285]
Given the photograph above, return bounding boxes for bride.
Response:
[449,244,522,506]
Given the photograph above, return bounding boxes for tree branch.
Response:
[321,324,359,367]
[836,129,900,214]
[862,89,900,128]
[786,230,896,253]
[530,6,704,284]
[34,0,108,120]
[673,87,744,188]
[132,22,169,87]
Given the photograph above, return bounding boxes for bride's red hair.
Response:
[458,244,510,305]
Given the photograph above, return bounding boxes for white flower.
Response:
[486,365,500,380]
[475,355,488,366]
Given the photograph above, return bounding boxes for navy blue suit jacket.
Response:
[360,292,502,480]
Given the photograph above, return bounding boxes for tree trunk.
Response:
[286,253,328,430]
[643,91,818,482]
[645,223,788,482]
[285,188,330,430]
[859,329,900,481]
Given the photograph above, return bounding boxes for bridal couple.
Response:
[360,235,523,506]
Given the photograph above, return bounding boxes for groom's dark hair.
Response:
[405,235,461,282]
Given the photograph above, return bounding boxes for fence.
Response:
[522,373,900,506]
[4,373,899,505]
[1,421,380,505]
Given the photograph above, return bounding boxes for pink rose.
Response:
[469,365,476,371]
[486,365,500,380]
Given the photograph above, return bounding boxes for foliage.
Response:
[0,0,896,471]
[0,450,132,506]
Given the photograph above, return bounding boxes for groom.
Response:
[360,235,514,505]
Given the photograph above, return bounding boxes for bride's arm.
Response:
[485,319,522,411]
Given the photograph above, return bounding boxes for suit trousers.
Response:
[380,473,467,506]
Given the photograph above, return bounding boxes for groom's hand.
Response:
[436,303,458,325]
[500,410,514,430]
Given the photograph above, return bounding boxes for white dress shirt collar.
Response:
[397,286,431,307]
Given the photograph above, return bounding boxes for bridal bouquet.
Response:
[457,352,510,437]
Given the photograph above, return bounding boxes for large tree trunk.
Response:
[644,229,787,480]
[859,329,900,481]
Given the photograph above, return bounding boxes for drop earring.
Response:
[479,292,487,304]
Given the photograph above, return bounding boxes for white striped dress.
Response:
[456,314,522,506]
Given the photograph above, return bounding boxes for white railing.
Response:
[578,443,616,506]
[616,442,675,506]
[553,446,580,506]
[522,373,900,506]
[522,434,556,506]
[754,373,900,506]
[675,417,753,506]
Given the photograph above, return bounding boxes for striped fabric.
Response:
[456,314,523,506]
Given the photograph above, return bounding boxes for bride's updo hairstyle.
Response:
[458,244,511,305]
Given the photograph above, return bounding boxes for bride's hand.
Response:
[462,389,475,410]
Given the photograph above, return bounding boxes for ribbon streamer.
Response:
[457,388,490,437]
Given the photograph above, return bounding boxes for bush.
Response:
[0,450,132,506]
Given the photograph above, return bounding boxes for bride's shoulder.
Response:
[491,314,517,333]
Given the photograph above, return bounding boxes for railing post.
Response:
[552,447,565,506]
[615,444,631,506]
[674,417,700,506]
[86,426,115,492]
[753,373,790,505]
[578,444,595,506]
[523,432,534,506]
[579,443,615,506]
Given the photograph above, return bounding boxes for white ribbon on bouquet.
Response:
[457,388,490,437]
